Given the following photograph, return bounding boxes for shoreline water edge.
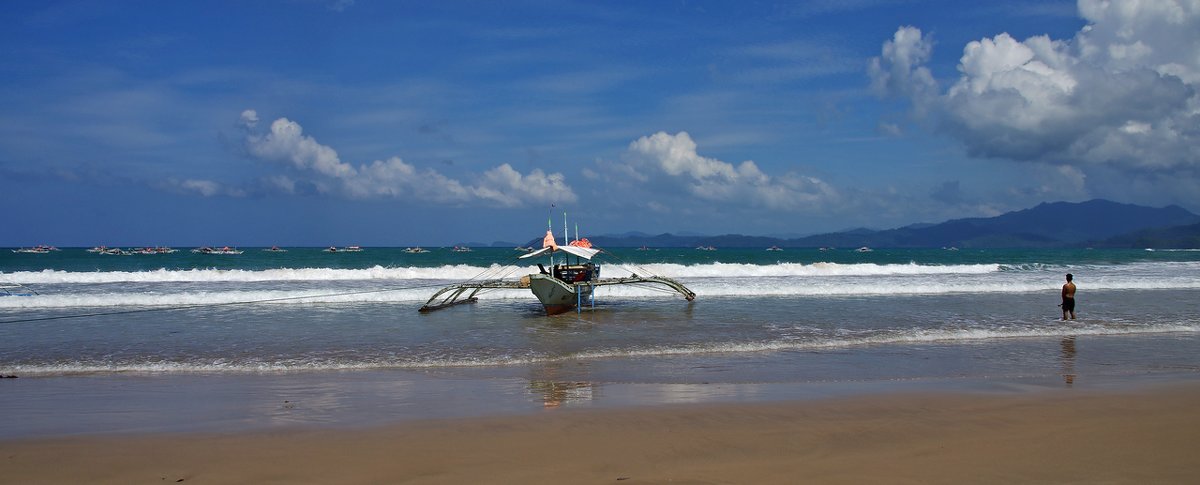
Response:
[3,248,1199,452]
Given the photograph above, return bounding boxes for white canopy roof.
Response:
[519,245,600,260]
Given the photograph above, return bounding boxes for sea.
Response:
[2,246,1199,438]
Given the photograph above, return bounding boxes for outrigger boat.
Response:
[420,222,695,315]
[0,282,38,297]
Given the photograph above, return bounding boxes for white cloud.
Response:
[179,179,220,197]
[239,109,259,129]
[869,0,1200,172]
[246,118,357,179]
[241,112,575,206]
[167,178,246,198]
[622,131,838,210]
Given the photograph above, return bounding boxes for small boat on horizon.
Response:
[766,245,783,251]
[404,247,430,254]
[13,244,59,254]
[855,246,873,253]
[264,246,288,252]
[451,246,472,252]
[193,246,243,255]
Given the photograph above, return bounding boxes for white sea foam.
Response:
[3,272,1200,309]
[5,322,1195,375]
[0,265,524,284]
[0,262,1008,285]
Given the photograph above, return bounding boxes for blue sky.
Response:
[3,0,1198,246]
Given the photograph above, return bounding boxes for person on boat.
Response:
[1061,273,1076,320]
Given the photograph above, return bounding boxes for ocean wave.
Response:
[3,275,1198,309]
[0,261,1006,285]
[5,322,1195,375]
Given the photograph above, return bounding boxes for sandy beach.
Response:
[4,384,1199,484]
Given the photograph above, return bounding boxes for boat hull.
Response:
[527,274,593,315]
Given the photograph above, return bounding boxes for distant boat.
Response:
[766,245,783,251]
[193,246,243,255]
[855,246,873,252]
[12,247,49,254]
[451,246,472,252]
[343,246,364,252]
[129,246,175,255]
[636,245,652,251]
[404,247,430,254]
[264,246,288,252]
[695,245,716,251]
[514,246,534,252]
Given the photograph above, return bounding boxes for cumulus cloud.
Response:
[164,178,245,198]
[240,112,575,206]
[239,109,259,129]
[621,131,838,210]
[869,0,1200,172]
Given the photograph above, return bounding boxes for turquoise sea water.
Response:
[2,246,1199,437]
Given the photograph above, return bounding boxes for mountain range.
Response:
[542,200,1200,249]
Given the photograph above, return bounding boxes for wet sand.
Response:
[3,384,1199,484]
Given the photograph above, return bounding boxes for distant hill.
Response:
[562,199,1200,249]
[1094,222,1200,249]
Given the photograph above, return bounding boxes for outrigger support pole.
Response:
[418,275,695,314]
[417,279,523,313]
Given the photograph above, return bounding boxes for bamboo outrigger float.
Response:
[419,221,695,315]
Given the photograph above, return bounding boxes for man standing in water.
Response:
[1061,273,1077,320]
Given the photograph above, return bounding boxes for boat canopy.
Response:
[519,245,600,260]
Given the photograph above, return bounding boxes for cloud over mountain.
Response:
[870,0,1200,172]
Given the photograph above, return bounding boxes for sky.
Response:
[2,0,1199,246]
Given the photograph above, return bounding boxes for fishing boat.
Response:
[451,246,472,252]
[420,222,695,315]
[404,247,430,254]
[767,245,783,251]
[193,246,243,255]
[264,246,288,252]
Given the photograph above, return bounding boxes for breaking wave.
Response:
[0,262,1005,284]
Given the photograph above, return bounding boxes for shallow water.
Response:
[2,247,1199,437]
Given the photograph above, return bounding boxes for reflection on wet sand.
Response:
[529,362,594,408]
[530,380,594,408]
[1060,336,1077,386]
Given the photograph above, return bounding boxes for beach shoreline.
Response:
[3,382,1199,484]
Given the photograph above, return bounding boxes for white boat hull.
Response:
[527,274,594,315]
